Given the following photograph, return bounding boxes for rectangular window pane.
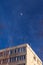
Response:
[21,47,26,52]
[18,48,21,53]
[17,47,26,53]
[10,50,13,54]
[10,57,16,62]
[17,55,26,61]
[14,49,16,53]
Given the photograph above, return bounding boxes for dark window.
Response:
[10,50,13,54]
[33,56,36,61]
[18,48,21,53]
[14,49,16,53]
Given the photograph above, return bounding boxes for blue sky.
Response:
[0,0,43,60]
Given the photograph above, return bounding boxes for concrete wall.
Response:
[26,44,42,65]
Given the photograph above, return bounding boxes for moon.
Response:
[20,12,23,16]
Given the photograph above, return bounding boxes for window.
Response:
[2,59,8,64]
[33,56,36,61]
[10,49,17,55]
[17,56,20,61]
[0,52,3,57]
[21,47,26,52]
[20,55,25,60]
[10,50,13,54]
[17,55,26,61]
[14,49,16,53]
[10,57,16,62]
[4,51,9,56]
[18,48,21,53]
[17,47,26,53]
[9,55,26,63]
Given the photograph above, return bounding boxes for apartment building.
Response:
[0,43,42,65]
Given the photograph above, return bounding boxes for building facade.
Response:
[0,44,42,65]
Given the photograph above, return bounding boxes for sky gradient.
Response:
[0,0,43,61]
